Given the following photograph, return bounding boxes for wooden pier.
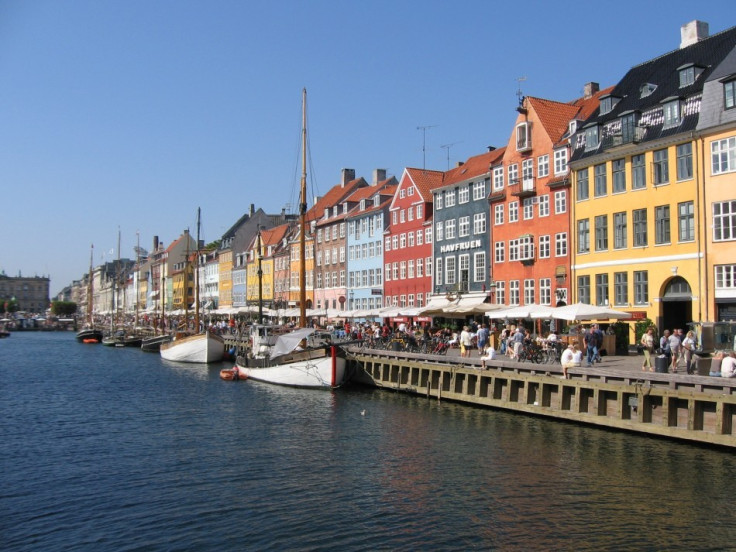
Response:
[347,346,736,449]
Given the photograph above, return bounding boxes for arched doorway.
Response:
[661,276,692,331]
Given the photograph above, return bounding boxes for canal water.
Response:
[3,331,736,551]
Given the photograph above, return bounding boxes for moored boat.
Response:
[220,366,246,381]
[160,331,225,363]
[76,327,103,343]
[141,333,172,353]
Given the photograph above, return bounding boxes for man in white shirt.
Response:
[720,352,736,378]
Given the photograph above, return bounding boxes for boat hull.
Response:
[236,347,346,388]
[160,332,225,363]
[141,334,172,353]
[76,328,103,343]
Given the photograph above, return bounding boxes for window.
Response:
[519,236,534,261]
[473,180,486,200]
[653,148,669,185]
[445,219,456,239]
[509,280,520,305]
[524,279,535,305]
[540,279,551,305]
[655,205,670,244]
[516,122,531,151]
[400,233,406,248]
[416,230,423,245]
[634,271,648,305]
[595,215,608,251]
[416,258,423,277]
[392,235,398,250]
[458,186,469,204]
[677,143,693,180]
[435,221,443,241]
[474,252,485,282]
[715,265,736,290]
[726,80,736,110]
[508,164,519,186]
[426,257,432,276]
[594,163,607,197]
[577,168,589,201]
[495,281,506,305]
[494,204,504,225]
[400,261,406,279]
[713,201,736,241]
[417,204,423,218]
[612,159,626,193]
[538,155,549,178]
[522,159,534,190]
[473,213,486,234]
[554,149,568,175]
[621,113,637,143]
[584,125,599,150]
[577,219,590,253]
[711,137,736,174]
[679,65,697,88]
[495,241,505,263]
[407,207,414,221]
[632,154,646,189]
[539,235,550,258]
[407,186,414,196]
[614,212,627,249]
[633,209,648,247]
[408,232,414,247]
[493,166,504,190]
[538,195,549,217]
[445,189,456,207]
[663,100,681,127]
[435,193,443,209]
[523,198,534,220]
[400,209,405,223]
[678,201,694,242]
[577,275,590,304]
[445,256,456,285]
[614,272,628,306]
[595,274,609,306]
[555,232,567,257]
[554,190,566,214]
[458,216,470,237]
[425,227,432,243]
[509,201,519,223]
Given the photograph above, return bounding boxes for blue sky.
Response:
[1,1,733,296]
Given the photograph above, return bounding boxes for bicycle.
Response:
[517,342,545,363]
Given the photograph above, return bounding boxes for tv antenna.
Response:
[417,124,438,170]
[440,141,462,170]
[516,76,527,107]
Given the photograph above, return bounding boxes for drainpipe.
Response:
[698,133,707,322]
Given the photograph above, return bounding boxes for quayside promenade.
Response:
[345,345,736,449]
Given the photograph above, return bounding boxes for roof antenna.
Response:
[417,124,438,170]
[440,141,462,171]
[516,76,527,106]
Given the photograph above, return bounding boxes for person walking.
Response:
[669,328,682,373]
[476,324,489,356]
[459,326,472,358]
[641,327,655,371]
[584,326,596,367]
[681,330,696,374]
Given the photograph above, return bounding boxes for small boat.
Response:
[76,245,102,344]
[220,366,246,381]
[160,330,225,363]
[0,327,10,338]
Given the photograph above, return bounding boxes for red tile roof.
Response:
[305,178,368,222]
[402,168,445,201]
[438,147,507,189]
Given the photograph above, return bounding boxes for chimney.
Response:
[341,168,355,187]
[373,169,387,185]
[153,236,159,251]
[250,203,255,216]
[583,82,600,99]
[456,161,465,168]
[487,146,496,152]
[313,195,322,207]
[680,20,709,49]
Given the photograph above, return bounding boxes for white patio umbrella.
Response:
[550,302,630,321]
[487,304,555,319]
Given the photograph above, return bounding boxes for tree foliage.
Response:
[51,301,77,316]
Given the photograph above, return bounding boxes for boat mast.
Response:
[299,87,307,328]
[87,244,94,326]
[195,207,201,333]
[183,227,189,330]
[135,231,140,330]
[257,226,263,325]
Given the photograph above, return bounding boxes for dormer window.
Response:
[373,195,380,207]
[640,83,657,98]
[678,63,704,88]
[360,199,366,211]
[599,95,621,115]
[324,208,329,219]
[332,205,338,217]
[568,120,579,136]
[662,98,682,128]
[516,122,531,152]
[343,203,348,214]
[584,124,600,151]
[724,78,735,110]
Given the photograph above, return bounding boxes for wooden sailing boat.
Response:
[235,89,346,388]
[76,244,103,343]
[160,209,225,363]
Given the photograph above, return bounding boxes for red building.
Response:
[490,85,608,310]
[384,167,444,310]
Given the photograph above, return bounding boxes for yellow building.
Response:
[218,248,233,309]
[569,22,736,334]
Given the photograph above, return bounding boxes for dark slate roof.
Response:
[571,24,736,162]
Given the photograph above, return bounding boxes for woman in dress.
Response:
[640,327,655,371]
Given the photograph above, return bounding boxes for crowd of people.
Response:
[640,326,697,374]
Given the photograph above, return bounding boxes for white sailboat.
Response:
[160,208,225,363]
[236,88,346,388]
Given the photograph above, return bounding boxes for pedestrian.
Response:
[681,330,696,374]
[641,327,655,371]
[593,324,604,362]
[476,323,489,356]
[660,329,672,365]
[460,325,472,358]
[669,328,682,373]
[511,327,524,360]
[560,343,581,379]
[584,326,597,367]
